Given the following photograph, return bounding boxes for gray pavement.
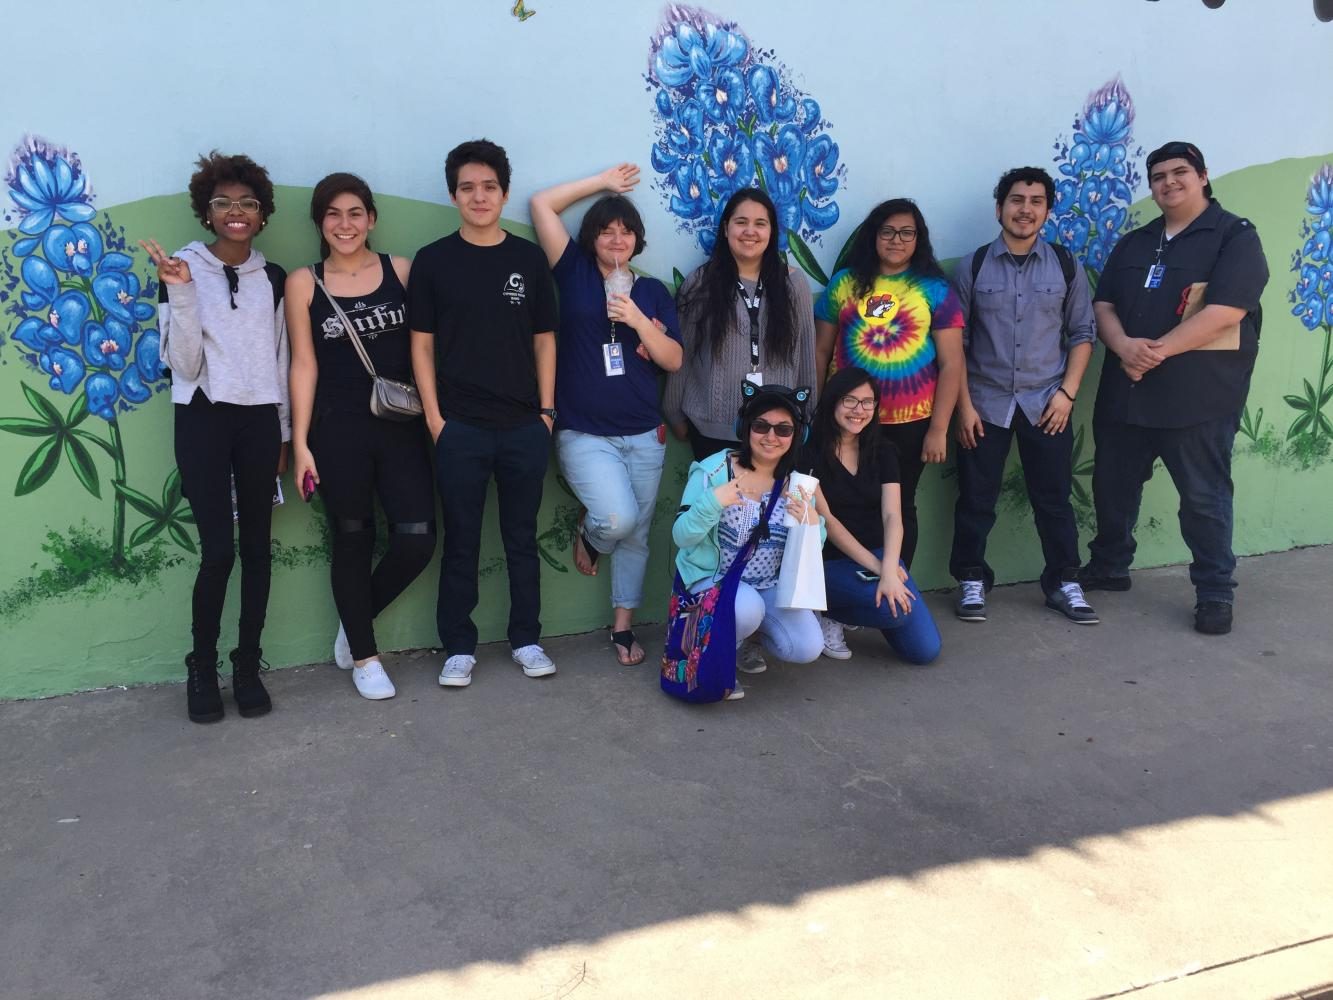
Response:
[2,546,1331,1000]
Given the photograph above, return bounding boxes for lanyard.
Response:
[736,279,764,371]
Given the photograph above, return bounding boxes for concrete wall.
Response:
[2,0,1331,698]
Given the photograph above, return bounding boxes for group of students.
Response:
[142,134,1265,721]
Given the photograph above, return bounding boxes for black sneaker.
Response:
[1077,566,1132,592]
[229,648,273,717]
[1194,601,1233,635]
[1046,582,1100,624]
[955,579,987,622]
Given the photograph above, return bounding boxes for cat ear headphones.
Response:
[734,381,813,445]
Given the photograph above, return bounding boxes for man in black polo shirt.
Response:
[1080,141,1268,635]
[409,139,559,686]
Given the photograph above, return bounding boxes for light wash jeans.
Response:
[556,428,665,610]
[732,581,824,663]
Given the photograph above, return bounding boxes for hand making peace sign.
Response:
[138,238,192,285]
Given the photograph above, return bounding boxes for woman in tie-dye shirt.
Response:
[814,198,964,568]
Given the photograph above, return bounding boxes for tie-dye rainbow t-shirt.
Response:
[815,268,964,424]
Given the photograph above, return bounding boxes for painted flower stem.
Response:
[1316,323,1332,443]
[107,416,127,563]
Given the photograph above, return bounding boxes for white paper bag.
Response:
[775,520,827,610]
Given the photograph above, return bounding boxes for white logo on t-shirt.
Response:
[502,272,526,305]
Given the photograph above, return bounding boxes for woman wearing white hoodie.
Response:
[140,151,289,725]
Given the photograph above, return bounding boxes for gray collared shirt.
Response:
[953,236,1096,428]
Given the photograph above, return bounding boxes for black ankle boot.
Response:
[229,647,272,718]
[185,652,224,724]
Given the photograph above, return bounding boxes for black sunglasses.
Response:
[751,418,796,438]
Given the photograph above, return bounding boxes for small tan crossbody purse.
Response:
[310,266,423,420]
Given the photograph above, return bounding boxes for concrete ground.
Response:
[2,546,1331,1000]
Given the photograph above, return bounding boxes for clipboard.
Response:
[1179,282,1241,351]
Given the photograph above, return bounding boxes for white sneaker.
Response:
[334,622,353,669]
[351,660,395,700]
[724,683,745,701]
[439,654,476,687]
[820,615,852,660]
[511,644,556,678]
[738,642,768,674]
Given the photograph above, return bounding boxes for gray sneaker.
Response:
[439,654,476,687]
[955,580,987,622]
[1046,582,1099,624]
[512,644,556,678]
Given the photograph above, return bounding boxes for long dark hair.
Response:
[734,399,802,483]
[309,172,377,260]
[811,366,882,475]
[845,198,946,299]
[678,187,797,363]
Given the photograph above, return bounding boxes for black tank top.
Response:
[309,254,411,413]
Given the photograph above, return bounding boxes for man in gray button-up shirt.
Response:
[949,166,1098,625]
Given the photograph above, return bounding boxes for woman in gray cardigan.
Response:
[665,187,817,459]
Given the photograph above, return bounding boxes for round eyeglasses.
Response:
[209,197,263,215]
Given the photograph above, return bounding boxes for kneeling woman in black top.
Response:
[803,366,941,664]
[288,173,435,700]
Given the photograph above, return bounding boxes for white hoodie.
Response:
[159,241,290,440]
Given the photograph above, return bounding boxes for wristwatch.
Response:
[540,407,557,421]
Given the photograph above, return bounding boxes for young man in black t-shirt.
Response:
[409,139,559,686]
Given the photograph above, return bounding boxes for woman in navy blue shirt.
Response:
[530,164,683,665]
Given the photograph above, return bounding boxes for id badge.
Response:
[745,371,764,386]
[1144,264,1166,289]
[603,342,626,376]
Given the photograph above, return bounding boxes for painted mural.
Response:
[1,2,1330,699]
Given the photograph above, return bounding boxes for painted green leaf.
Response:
[62,434,101,499]
[21,382,63,427]
[831,223,862,278]
[538,545,568,573]
[114,481,163,519]
[1303,379,1318,405]
[129,520,166,548]
[1319,412,1333,435]
[1071,479,1089,505]
[1283,394,1311,412]
[786,231,829,287]
[176,511,196,525]
[166,520,197,554]
[65,390,90,429]
[15,436,62,496]
[1287,412,1314,439]
[673,267,686,295]
[1320,384,1333,407]
[71,427,116,458]
[163,467,183,510]
[0,417,55,437]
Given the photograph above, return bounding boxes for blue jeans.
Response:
[1088,414,1240,603]
[733,583,824,663]
[556,428,665,610]
[824,551,942,665]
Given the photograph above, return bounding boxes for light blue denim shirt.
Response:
[954,237,1096,428]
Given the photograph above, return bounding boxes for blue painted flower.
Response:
[1303,229,1330,263]
[39,291,93,348]
[796,98,822,136]
[705,130,755,199]
[745,65,796,125]
[92,271,155,323]
[6,138,95,235]
[119,365,152,404]
[40,346,86,394]
[1085,240,1111,273]
[669,159,711,221]
[652,20,747,88]
[1292,293,1326,330]
[1319,261,1333,295]
[1055,215,1092,252]
[801,192,839,232]
[1307,164,1333,222]
[1079,79,1134,146]
[754,125,804,195]
[42,222,104,276]
[665,99,706,160]
[1296,264,1321,298]
[19,255,59,311]
[84,372,119,419]
[12,316,58,353]
[82,319,132,372]
[133,329,163,381]
[802,135,840,200]
[700,68,745,125]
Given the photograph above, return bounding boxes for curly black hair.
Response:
[187,150,276,228]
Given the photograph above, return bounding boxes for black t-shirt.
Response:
[1093,200,1268,428]
[309,254,412,414]
[799,437,900,560]
[407,231,558,429]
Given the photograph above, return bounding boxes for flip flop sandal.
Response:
[611,629,645,666]
[572,509,599,574]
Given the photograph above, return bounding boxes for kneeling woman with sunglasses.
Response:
[672,384,825,699]
[802,367,941,665]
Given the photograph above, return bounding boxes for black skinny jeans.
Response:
[174,389,281,658]
[310,410,436,661]
[879,418,930,570]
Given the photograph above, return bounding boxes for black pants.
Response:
[879,418,930,569]
[949,409,1079,595]
[434,418,549,654]
[174,390,281,657]
[310,410,436,661]
[686,419,738,462]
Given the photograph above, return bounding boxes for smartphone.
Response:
[301,470,317,502]
[855,569,880,582]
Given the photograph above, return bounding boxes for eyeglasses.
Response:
[208,197,263,215]
[877,226,917,243]
[839,395,877,412]
[750,419,795,438]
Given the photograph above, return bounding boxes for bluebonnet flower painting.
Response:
[646,5,845,283]
[1040,76,1143,285]
[1284,163,1333,447]
[1,135,178,565]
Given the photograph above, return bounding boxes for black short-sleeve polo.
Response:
[1093,200,1269,428]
